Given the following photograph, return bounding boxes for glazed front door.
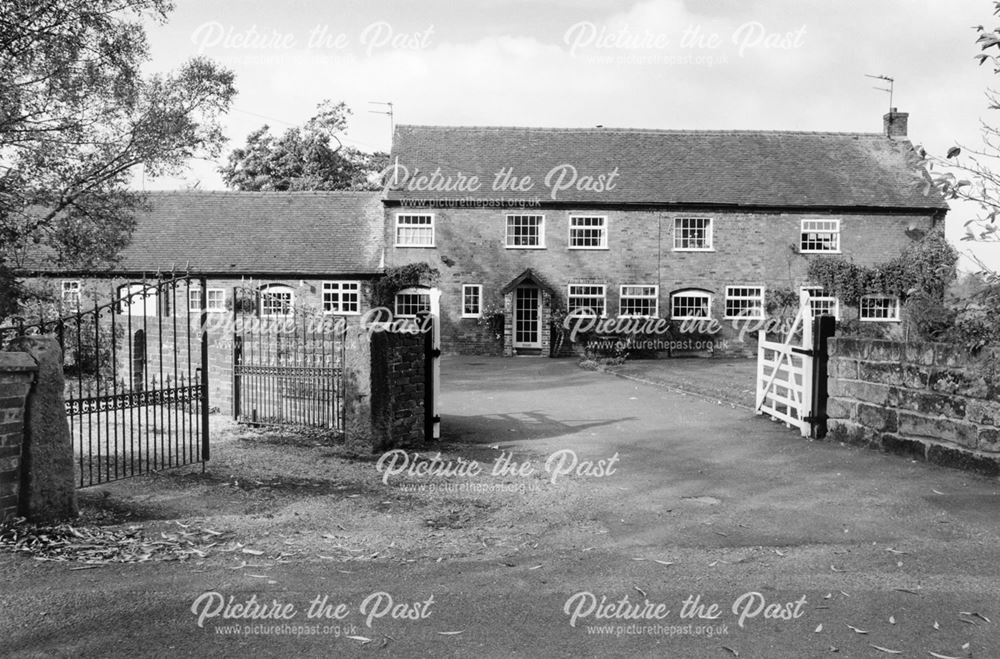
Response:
[513,286,541,349]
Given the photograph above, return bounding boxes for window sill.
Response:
[673,248,715,253]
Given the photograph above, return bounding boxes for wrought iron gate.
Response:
[1,276,210,488]
[232,286,346,430]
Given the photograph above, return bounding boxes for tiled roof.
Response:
[386,125,948,210]
[30,191,385,276]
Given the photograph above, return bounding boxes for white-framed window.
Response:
[568,215,607,249]
[505,214,545,248]
[323,281,361,315]
[395,213,435,247]
[674,217,713,251]
[259,285,294,317]
[119,283,158,317]
[567,284,606,317]
[619,285,658,317]
[61,280,81,311]
[724,286,764,319]
[188,287,226,313]
[670,290,712,320]
[860,295,900,322]
[394,289,431,318]
[461,284,482,318]
[801,285,840,319]
[800,219,841,253]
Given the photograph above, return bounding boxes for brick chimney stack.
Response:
[883,107,908,138]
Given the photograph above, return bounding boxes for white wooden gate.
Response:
[755,293,815,436]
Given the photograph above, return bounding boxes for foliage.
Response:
[371,263,439,308]
[765,287,799,316]
[0,0,237,321]
[807,231,957,307]
[219,101,389,191]
[478,302,504,341]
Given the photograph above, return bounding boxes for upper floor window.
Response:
[259,285,294,317]
[619,285,658,317]
[568,215,607,249]
[724,286,764,319]
[395,214,435,247]
[670,290,712,320]
[859,295,900,322]
[461,284,482,318]
[61,280,81,311]
[674,217,713,251]
[567,284,606,317]
[800,219,840,253]
[801,286,839,319]
[323,281,361,315]
[506,214,545,248]
[394,288,431,318]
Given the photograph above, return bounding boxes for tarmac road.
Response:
[2,356,999,658]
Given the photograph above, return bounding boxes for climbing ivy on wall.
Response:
[806,231,957,306]
[371,263,440,308]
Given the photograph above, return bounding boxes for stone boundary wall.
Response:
[827,338,1000,476]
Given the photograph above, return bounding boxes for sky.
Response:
[138,0,1000,270]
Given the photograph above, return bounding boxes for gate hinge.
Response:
[430,348,442,358]
[790,347,815,356]
[432,415,441,423]
[803,414,827,423]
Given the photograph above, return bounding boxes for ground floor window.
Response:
[670,290,712,320]
[461,285,482,318]
[619,285,658,317]
[323,281,360,314]
[567,284,606,317]
[859,295,900,321]
[801,286,839,319]
[118,283,159,317]
[724,286,764,319]
[259,285,294,317]
[188,287,226,313]
[395,289,432,318]
[61,280,81,311]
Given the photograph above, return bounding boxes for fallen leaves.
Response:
[869,644,902,654]
[0,518,234,565]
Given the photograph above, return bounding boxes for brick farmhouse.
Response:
[383,110,948,357]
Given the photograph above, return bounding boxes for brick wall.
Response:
[369,331,427,450]
[386,206,938,356]
[827,338,1000,476]
[0,353,37,523]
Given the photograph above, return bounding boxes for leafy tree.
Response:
[0,0,237,321]
[220,101,389,191]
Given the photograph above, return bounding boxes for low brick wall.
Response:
[827,338,1000,476]
[0,353,38,522]
[370,331,427,450]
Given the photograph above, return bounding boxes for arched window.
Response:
[394,287,431,318]
[258,284,294,317]
[669,289,712,320]
[118,283,158,317]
